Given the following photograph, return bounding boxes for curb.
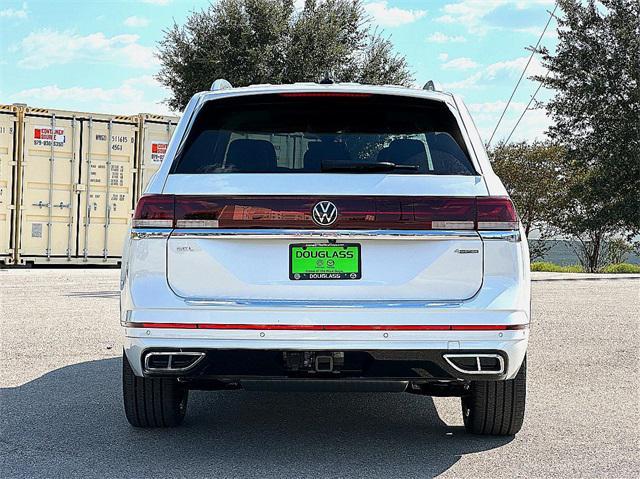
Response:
[531,272,640,281]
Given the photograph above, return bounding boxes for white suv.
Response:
[120,81,530,435]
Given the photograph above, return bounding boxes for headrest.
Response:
[386,139,428,171]
[226,139,278,172]
[304,141,350,171]
[426,132,471,174]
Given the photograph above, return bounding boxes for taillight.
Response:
[130,195,518,230]
[476,197,518,230]
[132,194,175,228]
[410,197,476,230]
[174,197,222,228]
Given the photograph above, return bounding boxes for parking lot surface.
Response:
[1,269,638,478]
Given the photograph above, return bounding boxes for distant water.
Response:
[530,240,640,265]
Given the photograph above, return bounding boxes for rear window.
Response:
[171,93,476,175]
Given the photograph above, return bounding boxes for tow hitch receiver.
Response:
[283,352,345,373]
[315,355,333,372]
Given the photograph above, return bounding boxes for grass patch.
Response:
[531,261,640,273]
[530,262,584,273]
[599,263,640,274]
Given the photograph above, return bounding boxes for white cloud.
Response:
[426,32,466,43]
[436,0,554,34]
[15,30,158,69]
[484,55,547,79]
[442,72,483,90]
[11,76,175,115]
[438,53,449,61]
[0,2,28,19]
[442,55,548,91]
[467,100,526,114]
[364,1,427,27]
[124,16,150,27]
[442,57,479,70]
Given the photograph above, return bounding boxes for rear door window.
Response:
[171,94,476,175]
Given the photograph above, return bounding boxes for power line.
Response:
[503,70,550,144]
[487,1,557,146]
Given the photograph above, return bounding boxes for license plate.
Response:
[289,243,361,280]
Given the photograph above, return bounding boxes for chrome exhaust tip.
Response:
[443,354,505,375]
[144,351,205,373]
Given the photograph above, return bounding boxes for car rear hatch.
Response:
[135,91,515,303]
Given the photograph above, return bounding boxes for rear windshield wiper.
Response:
[320,160,419,172]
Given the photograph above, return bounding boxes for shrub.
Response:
[599,263,640,274]
[530,262,584,273]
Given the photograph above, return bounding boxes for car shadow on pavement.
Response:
[1,358,513,478]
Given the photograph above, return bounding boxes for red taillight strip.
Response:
[278,92,372,98]
[133,322,199,329]
[133,195,518,231]
[124,322,528,331]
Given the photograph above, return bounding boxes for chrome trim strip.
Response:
[478,230,521,242]
[131,228,172,240]
[130,228,518,241]
[144,351,205,373]
[443,353,505,375]
[169,229,480,241]
[182,298,463,308]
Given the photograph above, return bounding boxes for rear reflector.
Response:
[431,220,475,230]
[124,322,528,331]
[175,219,220,228]
[131,195,518,230]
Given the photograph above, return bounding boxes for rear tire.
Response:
[461,356,526,435]
[122,352,189,428]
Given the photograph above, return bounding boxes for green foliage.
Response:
[488,141,565,260]
[604,237,638,264]
[156,0,413,110]
[530,262,584,273]
[599,263,640,274]
[530,260,640,273]
[534,0,640,271]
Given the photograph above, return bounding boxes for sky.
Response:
[0,0,559,144]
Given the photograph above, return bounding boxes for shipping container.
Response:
[0,105,18,264]
[17,107,138,265]
[136,113,179,199]
[77,113,138,262]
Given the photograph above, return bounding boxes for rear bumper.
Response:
[123,325,528,380]
[121,227,531,382]
[136,348,513,383]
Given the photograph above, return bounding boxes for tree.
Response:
[534,0,640,271]
[489,141,565,260]
[156,0,413,111]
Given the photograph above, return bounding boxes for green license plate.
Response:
[289,243,361,280]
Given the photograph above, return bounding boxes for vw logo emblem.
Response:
[312,201,338,226]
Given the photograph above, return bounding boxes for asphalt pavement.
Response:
[1,269,638,478]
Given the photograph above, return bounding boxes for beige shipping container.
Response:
[78,115,137,262]
[0,105,18,264]
[137,113,179,199]
[18,108,81,263]
[17,107,137,264]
